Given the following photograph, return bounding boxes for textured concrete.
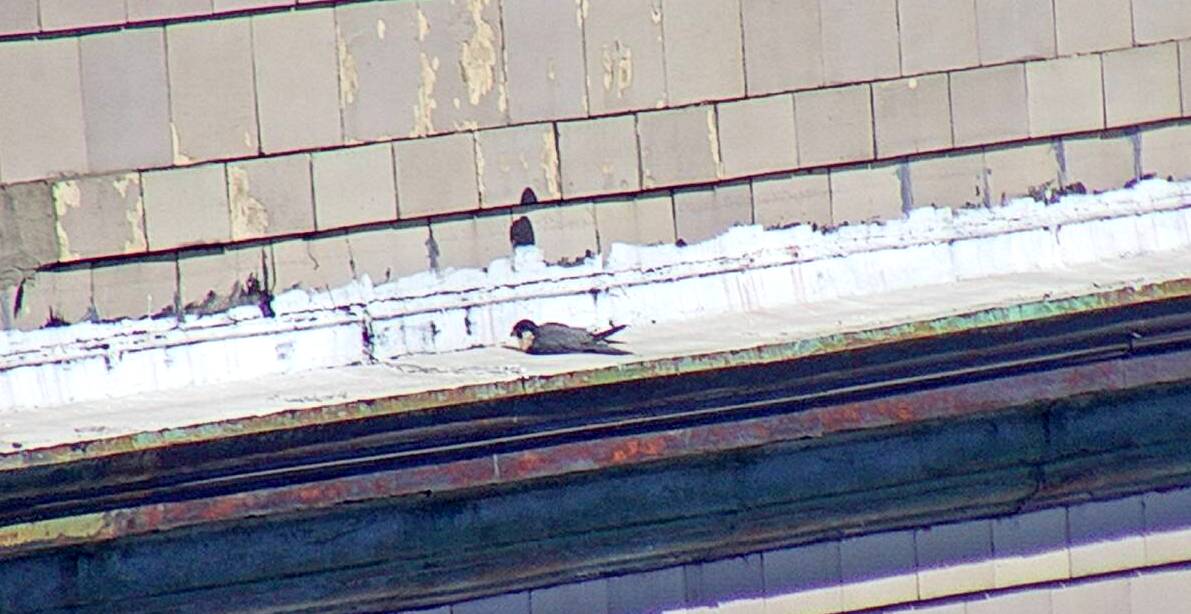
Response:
[898,0,980,74]
[741,0,822,95]
[873,74,953,157]
[839,530,917,611]
[970,591,1054,614]
[951,64,1029,147]
[346,224,431,284]
[476,123,560,207]
[673,182,752,243]
[226,154,314,240]
[916,520,995,599]
[252,9,342,153]
[909,151,987,208]
[142,165,231,250]
[428,213,510,271]
[1142,487,1191,565]
[1102,43,1182,127]
[335,1,421,142]
[795,84,874,166]
[820,0,900,85]
[270,235,354,292]
[608,567,686,614]
[126,0,211,21]
[1131,567,1191,613]
[581,0,666,117]
[751,171,831,228]
[414,0,508,133]
[91,258,177,321]
[1054,0,1133,55]
[1051,576,1132,614]
[80,28,173,174]
[531,579,609,614]
[1026,55,1105,137]
[53,174,147,261]
[0,38,87,183]
[313,144,398,230]
[592,193,676,251]
[829,163,903,223]
[393,133,479,218]
[717,94,797,179]
[1182,40,1191,116]
[1067,497,1146,577]
[503,0,586,123]
[0,0,39,36]
[1062,135,1136,191]
[984,142,1061,205]
[638,106,719,188]
[177,245,268,309]
[453,592,530,614]
[583,0,666,115]
[975,0,1057,64]
[992,507,1070,587]
[1141,123,1191,179]
[11,267,92,330]
[166,18,259,162]
[38,0,124,30]
[558,116,640,198]
[526,202,598,264]
[0,182,58,285]
[1132,0,1191,44]
[661,0,745,105]
[684,554,763,607]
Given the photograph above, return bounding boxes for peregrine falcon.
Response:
[510,319,630,355]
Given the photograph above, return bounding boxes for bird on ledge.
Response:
[510,319,630,355]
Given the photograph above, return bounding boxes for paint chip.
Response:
[460,0,497,106]
[541,129,561,198]
[228,166,269,240]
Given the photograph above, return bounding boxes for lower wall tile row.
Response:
[410,487,1191,614]
[4,121,1191,331]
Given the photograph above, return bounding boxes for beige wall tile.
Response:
[873,74,953,157]
[1026,55,1105,137]
[1103,43,1182,127]
[951,64,1028,147]
[795,84,874,166]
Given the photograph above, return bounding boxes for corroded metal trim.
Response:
[3,343,1189,558]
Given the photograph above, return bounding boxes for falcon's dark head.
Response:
[511,319,539,338]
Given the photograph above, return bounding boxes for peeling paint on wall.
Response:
[541,129,561,199]
[602,41,633,98]
[474,136,487,199]
[169,123,193,166]
[707,108,724,178]
[413,52,440,137]
[460,0,497,106]
[228,167,269,240]
[416,6,429,42]
[51,180,80,262]
[337,27,359,108]
[114,174,147,254]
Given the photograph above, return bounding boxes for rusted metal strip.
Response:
[3,345,1188,558]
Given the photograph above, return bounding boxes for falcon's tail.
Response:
[593,324,627,341]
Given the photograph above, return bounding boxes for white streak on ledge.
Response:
[2,180,1191,413]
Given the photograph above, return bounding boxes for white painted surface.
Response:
[1,180,1190,419]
